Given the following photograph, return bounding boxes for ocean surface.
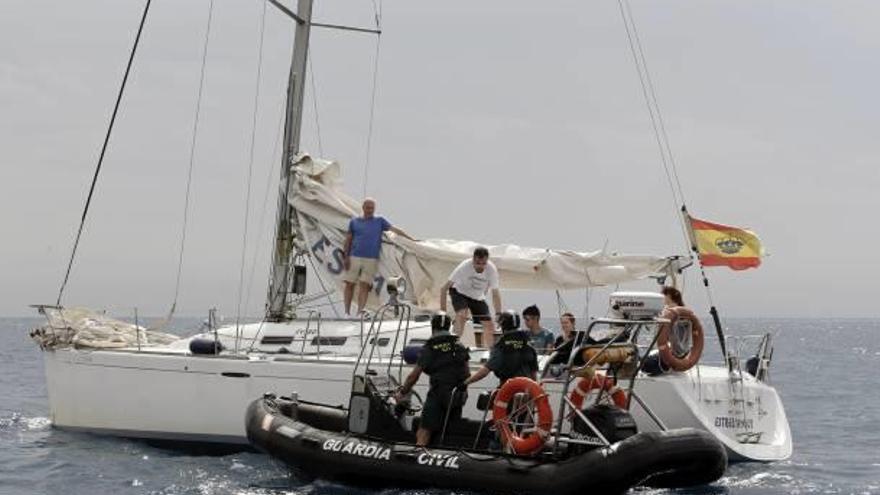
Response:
[1,316,878,495]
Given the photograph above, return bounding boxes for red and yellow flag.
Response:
[685,214,764,270]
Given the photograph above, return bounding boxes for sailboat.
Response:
[31,0,791,462]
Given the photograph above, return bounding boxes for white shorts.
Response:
[343,256,379,284]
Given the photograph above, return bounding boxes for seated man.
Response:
[395,312,470,446]
[463,310,538,388]
[523,305,555,355]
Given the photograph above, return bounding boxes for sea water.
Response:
[1,317,878,495]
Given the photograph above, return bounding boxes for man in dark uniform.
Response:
[395,312,470,446]
[462,310,538,388]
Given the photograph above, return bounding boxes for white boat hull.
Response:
[631,366,792,462]
[44,348,358,444]
[42,345,791,461]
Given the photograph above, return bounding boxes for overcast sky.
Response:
[2,0,878,319]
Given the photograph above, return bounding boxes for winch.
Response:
[609,291,665,320]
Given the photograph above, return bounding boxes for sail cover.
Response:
[289,155,673,309]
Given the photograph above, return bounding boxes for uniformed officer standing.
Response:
[395,312,470,446]
[462,310,538,388]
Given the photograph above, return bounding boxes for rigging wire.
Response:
[243,111,285,318]
[55,0,153,306]
[308,57,324,157]
[554,290,570,316]
[234,0,269,343]
[308,254,342,318]
[583,268,595,328]
[362,0,383,198]
[245,260,341,353]
[169,0,216,315]
[620,2,693,295]
[617,1,731,362]
[615,0,691,254]
[622,0,688,208]
[583,285,592,327]
[300,299,344,310]
[240,116,285,352]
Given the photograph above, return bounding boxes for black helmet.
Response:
[498,310,520,332]
[431,311,452,332]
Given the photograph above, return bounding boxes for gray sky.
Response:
[2,0,878,319]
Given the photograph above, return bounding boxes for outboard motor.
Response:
[570,404,637,452]
[348,375,414,443]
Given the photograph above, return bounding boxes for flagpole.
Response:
[681,205,732,371]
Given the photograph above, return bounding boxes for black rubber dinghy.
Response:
[246,395,727,494]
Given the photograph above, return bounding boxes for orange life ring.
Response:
[568,372,628,410]
[492,377,553,455]
[658,306,704,372]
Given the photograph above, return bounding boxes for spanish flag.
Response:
[684,212,764,270]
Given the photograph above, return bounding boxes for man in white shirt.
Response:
[439,247,502,347]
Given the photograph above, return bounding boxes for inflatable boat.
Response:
[247,299,727,493]
[246,388,727,494]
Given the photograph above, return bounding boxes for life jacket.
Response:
[421,333,469,389]
[491,331,538,384]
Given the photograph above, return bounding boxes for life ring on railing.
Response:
[658,306,704,372]
[492,377,553,455]
[568,372,628,410]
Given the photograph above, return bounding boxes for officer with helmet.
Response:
[395,311,470,446]
[462,310,538,388]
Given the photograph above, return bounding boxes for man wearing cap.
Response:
[395,312,470,446]
[462,310,538,388]
[343,197,416,316]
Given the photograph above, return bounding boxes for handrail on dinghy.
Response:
[348,282,694,457]
[548,315,670,455]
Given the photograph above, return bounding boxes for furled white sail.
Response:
[30,307,179,350]
[289,154,673,309]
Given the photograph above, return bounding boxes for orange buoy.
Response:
[658,306,705,372]
[492,377,553,455]
[568,372,627,410]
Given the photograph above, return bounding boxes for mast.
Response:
[267,0,313,321]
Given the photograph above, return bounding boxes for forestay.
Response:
[289,154,673,309]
